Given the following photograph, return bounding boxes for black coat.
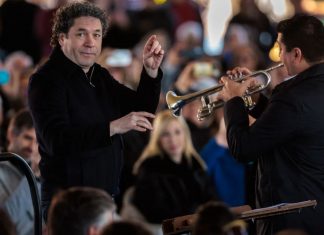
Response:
[28,47,162,198]
[224,63,324,235]
[132,154,217,223]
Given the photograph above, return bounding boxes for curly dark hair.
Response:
[50,1,108,48]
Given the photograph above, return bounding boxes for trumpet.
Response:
[166,63,284,120]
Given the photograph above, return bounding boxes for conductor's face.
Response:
[59,16,103,73]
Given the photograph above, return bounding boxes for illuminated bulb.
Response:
[269,42,281,62]
[153,0,167,5]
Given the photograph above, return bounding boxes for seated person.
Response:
[0,109,39,235]
[47,187,116,235]
[192,201,248,235]
[131,110,217,224]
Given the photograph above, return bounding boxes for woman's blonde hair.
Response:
[133,109,206,174]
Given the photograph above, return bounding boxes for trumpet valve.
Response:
[197,105,212,121]
[197,96,212,121]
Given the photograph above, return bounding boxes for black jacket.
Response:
[132,154,217,223]
[28,47,162,197]
[224,63,324,235]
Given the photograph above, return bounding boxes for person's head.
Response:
[100,221,152,235]
[232,43,264,71]
[277,14,324,75]
[133,110,205,173]
[6,109,37,162]
[47,187,116,235]
[51,1,108,72]
[192,201,247,235]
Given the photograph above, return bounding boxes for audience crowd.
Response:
[0,0,322,235]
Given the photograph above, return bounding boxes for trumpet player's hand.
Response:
[226,67,252,79]
[217,76,256,102]
[109,111,155,136]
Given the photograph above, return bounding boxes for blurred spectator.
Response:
[192,201,248,235]
[222,23,253,69]
[169,0,202,32]
[229,0,276,54]
[34,0,68,59]
[5,109,38,167]
[0,51,35,155]
[1,51,34,112]
[0,208,16,235]
[0,0,41,64]
[161,20,204,95]
[231,43,265,71]
[101,221,152,235]
[0,109,40,235]
[103,1,173,49]
[0,94,5,148]
[130,110,217,224]
[91,0,141,49]
[221,0,276,71]
[97,48,141,90]
[172,60,220,151]
[47,187,116,235]
[200,116,246,207]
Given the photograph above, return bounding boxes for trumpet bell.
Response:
[166,91,184,117]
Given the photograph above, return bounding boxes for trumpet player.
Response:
[217,14,324,235]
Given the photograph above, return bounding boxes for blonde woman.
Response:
[132,110,217,224]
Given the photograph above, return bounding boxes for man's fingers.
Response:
[144,35,157,50]
[136,119,153,130]
[130,111,156,131]
[136,111,156,119]
[226,67,251,79]
[150,39,160,53]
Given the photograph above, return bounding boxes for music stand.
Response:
[162,200,317,235]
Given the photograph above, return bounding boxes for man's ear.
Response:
[58,33,66,46]
[293,48,303,62]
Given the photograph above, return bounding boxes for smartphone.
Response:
[105,49,132,67]
[193,62,214,78]
[0,69,10,85]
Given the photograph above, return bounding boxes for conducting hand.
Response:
[143,35,165,78]
[109,111,155,136]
